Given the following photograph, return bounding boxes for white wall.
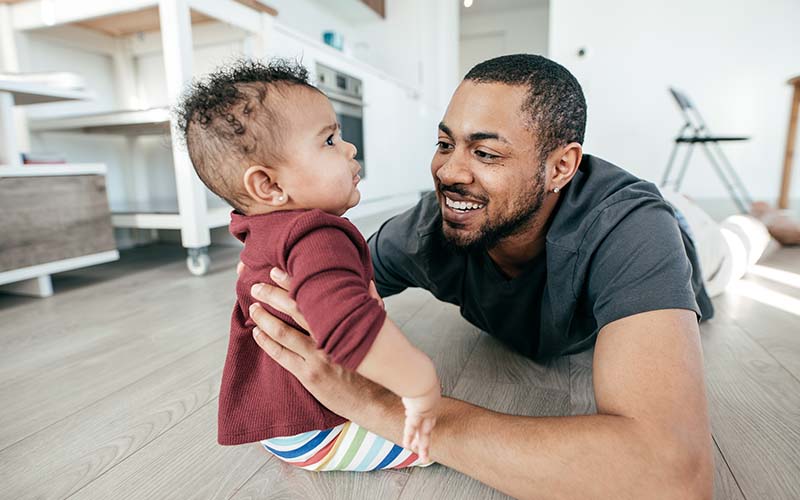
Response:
[549,0,800,205]
[460,4,549,78]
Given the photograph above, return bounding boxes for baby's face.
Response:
[277,87,362,216]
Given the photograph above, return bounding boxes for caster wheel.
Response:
[186,248,211,276]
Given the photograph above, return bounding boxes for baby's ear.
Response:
[243,165,287,207]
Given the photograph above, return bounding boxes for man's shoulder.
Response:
[548,155,670,250]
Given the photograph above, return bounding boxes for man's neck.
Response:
[487,194,559,279]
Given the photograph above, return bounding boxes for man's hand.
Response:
[248,267,392,422]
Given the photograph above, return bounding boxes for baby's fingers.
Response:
[403,415,420,450]
[416,417,436,463]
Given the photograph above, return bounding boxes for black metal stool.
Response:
[661,87,753,213]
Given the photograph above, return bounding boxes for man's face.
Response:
[431,81,547,252]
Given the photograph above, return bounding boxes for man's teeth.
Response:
[445,196,485,211]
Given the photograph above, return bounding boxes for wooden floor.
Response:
[0,241,798,499]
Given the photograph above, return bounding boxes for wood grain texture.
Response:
[399,299,482,395]
[68,403,266,500]
[0,243,798,498]
[231,458,410,500]
[568,348,596,416]
[712,249,800,381]
[382,287,435,328]
[700,315,800,500]
[0,246,239,451]
[0,338,227,500]
[458,332,570,392]
[398,381,570,500]
[0,175,116,272]
[712,437,745,500]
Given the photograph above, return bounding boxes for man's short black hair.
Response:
[464,54,586,161]
[175,58,318,211]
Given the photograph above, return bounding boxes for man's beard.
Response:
[438,164,547,254]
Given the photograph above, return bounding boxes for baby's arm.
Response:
[354,317,440,462]
[281,214,440,459]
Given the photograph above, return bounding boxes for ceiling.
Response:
[460,0,548,15]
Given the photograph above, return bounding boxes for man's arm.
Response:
[249,279,713,499]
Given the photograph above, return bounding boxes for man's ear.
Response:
[242,165,288,207]
[549,142,583,191]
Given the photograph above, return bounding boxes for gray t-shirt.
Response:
[367,155,713,361]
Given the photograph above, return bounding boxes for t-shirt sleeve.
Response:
[283,220,387,371]
[585,200,701,331]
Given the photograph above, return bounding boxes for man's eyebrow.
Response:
[467,131,508,143]
[317,122,339,136]
[438,122,509,144]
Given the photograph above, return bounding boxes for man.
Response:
[246,54,714,498]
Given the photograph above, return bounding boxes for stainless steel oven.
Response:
[316,63,366,178]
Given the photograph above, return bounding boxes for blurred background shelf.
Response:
[0,77,92,105]
[0,163,118,297]
[111,201,230,230]
[30,107,170,135]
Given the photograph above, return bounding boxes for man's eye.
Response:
[326,135,335,146]
[475,150,498,160]
[436,141,453,151]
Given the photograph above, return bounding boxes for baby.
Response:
[176,59,440,471]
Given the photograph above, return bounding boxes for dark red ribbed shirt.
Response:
[218,209,387,445]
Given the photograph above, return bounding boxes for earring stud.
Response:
[553,186,560,193]
[278,196,285,202]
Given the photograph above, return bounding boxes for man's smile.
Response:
[439,191,487,225]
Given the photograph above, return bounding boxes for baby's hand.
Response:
[401,383,441,463]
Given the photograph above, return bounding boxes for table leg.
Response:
[779,81,800,209]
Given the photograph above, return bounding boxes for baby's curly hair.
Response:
[175,58,319,212]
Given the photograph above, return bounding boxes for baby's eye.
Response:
[326,134,335,146]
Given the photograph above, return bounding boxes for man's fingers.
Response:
[251,283,310,331]
[252,327,305,372]
[269,267,291,290]
[368,280,385,309]
[249,303,314,358]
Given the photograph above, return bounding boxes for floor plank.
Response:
[700,315,800,500]
[69,403,265,500]
[398,381,570,500]
[399,299,482,395]
[713,286,800,383]
[231,457,411,500]
[0,338,227,500]
[1,243,798,498]
[712,437,746,500]
[0,247,239,451]
[568,348,596,416]
[382,287,436,328]
[458,333,570,393]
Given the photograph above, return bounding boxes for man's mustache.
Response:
[438,184,488,204]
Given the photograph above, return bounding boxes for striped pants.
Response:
[261,421,433,472]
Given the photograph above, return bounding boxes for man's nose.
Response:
[436,150,473,186]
